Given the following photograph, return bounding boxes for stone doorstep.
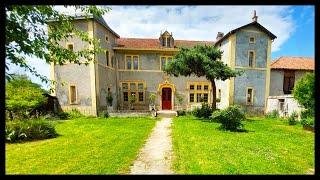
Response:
[156,110,178,118]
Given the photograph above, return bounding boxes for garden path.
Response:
[130,117,174,174]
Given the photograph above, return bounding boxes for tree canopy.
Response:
[6,74,47,119]
[164,45,242,109]
[293,72,314,112]
[5,5,110,87]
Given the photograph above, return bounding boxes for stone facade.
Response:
[50,16,276,116]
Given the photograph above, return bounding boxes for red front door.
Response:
[162,88,172,110]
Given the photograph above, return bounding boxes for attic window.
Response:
[249,37,255,43]
[105,35,109,42]
[67,43,74,51]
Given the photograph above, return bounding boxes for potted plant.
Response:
[128,94,136,110]
[106,92,113,111]
[149,93,156,111]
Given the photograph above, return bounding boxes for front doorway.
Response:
[162,88,172,110]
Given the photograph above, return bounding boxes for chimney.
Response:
[216,32,224,40]
[252,10,258,22]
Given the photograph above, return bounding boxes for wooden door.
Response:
[162,88,172,110]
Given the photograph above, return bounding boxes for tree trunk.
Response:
[211,80,216,110]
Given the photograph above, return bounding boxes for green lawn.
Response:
[172,115,314,174]
[6,117,156,174]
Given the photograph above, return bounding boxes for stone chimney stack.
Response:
[216,32,224,40]
[252,10,258,22]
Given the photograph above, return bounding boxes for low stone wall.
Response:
[266,95,304,118]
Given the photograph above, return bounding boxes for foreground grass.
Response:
[6,117,156,174]
[172,116,314,174]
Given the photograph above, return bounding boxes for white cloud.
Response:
[105,5,295,52]
[7,5,298,89]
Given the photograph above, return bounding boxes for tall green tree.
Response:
[293,72,315,112]
[6,74,47,119]
[164,45,242,110]
[5,5,110,89]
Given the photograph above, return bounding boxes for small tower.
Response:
[159,30,174,48]
[252,10,258,22]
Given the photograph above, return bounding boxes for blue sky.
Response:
[7,5,315,89]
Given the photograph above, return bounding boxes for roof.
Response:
[214,21,277,46]
[270,57,315,71]
[47,15,120,38]
[114,38,214,50]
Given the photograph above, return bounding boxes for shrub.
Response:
[99,110,109,118]
[265,110,279,119]
[177,110,186,116]
[68,109,84,118]
[301,109,314,119]
[6,119,58,143]
[301,117,314,130]
[192,103,212,119]
[106,92,113,106]
[56,112,70,120]
[288,111,298,125]
[211,105,245,131]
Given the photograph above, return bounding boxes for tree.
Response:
[293,72,314,112]
[6,74,47,119]
[5,5,110,90]
[164,45,242,110]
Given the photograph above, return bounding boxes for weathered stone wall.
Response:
[270,69,284,96]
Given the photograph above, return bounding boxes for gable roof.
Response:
[114,38,214,50]
[214,21,277,46]
[271,57,314,71]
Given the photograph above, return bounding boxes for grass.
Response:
[6,116,157,174]
[172,115,314,174]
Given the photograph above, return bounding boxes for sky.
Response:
[7,5,315,90]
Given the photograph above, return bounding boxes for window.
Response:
[279,99,285,111]
[197,94,201,102]
[246,87,254,105]
[248,51,255,67]
[160,56,173,70]
[249,37,255,43]
[188,82,210,103]
[167,38,171,47]
[105,35,109,42]
[190,93,194,102]
[283,70,295,94]
[69,85,77,104]
[106,51,110,67]
[126,55,139,70]
[122,81,145,103]
[203,93,208,102]
[67,43,74,51]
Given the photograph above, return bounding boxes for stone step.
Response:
[156,110,178,118]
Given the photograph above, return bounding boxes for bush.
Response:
[301,109,314,119]
[192,103,212,119]
[68,109,84,118]
[56,112,70,120]
[265,110,279,119]
[211,105,245,131]
[99,110,109,118]
[288,112,298,125]
[6,119,58,143]
[301,117,314,129]
[177,110,186,116]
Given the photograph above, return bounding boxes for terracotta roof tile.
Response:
[271,57,314,70]
[115,38,213,49]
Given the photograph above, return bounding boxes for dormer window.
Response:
[159,30,174,48]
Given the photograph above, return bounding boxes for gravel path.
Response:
[130,117,174,174]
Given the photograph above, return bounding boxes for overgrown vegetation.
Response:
[6,119,58,143]
[265,110,279,119]
[211,105,245,131]
[6,74,47,120]
[192,103,213,119]
[293,73,314,115]
[287,111,298,125]
[301,117,314,131]
[99,110,109,118]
